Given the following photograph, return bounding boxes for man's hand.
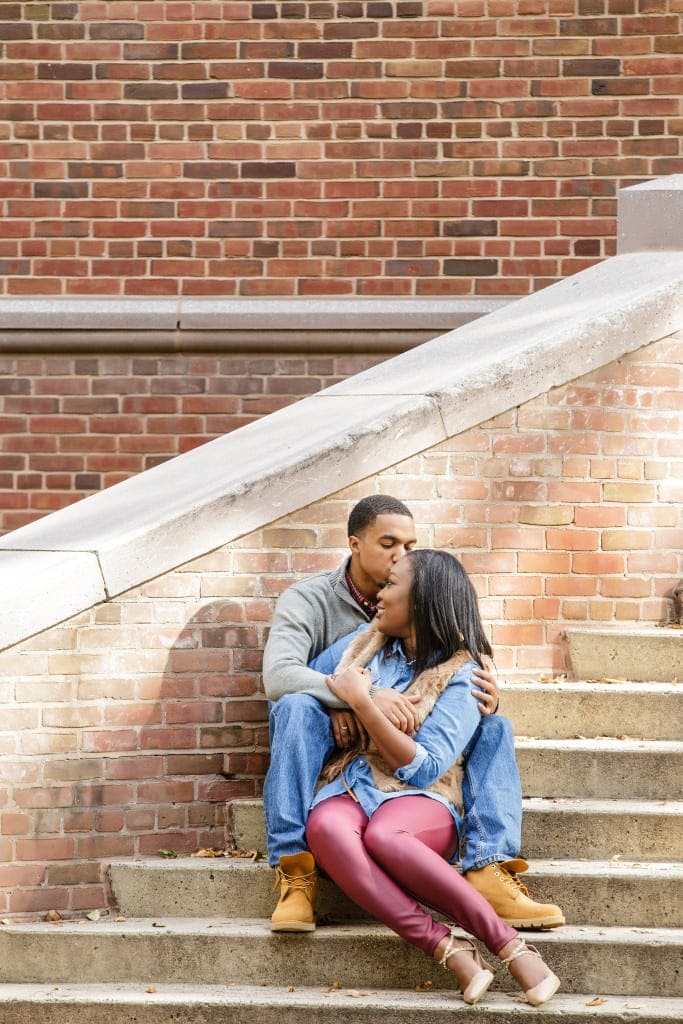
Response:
[329,709,368,750]
[472,664,499,716]
[372,688,421,734]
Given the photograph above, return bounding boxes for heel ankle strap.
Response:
[500,940,541,968]
[438,934,475,970]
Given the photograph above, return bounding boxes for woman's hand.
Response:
[471,665,500,716]
[326,665,373,709]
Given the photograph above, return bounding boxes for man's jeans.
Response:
[264,693,522,871]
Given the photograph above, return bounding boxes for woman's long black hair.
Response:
[404,549,492,674]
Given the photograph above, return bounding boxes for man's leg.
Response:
[263,692,336,931]
[460,716,565,929]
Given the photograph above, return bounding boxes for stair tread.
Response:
[230,795,683,813]
[4,918,682,941]
[515,738,683,750]
[523,797,683,813]
[109,856,683,877]
[507,681,680,691]
[0,982,680,1018]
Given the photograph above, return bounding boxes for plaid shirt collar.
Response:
[344,566,377,619]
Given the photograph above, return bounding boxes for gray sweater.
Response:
[262,559,370,708]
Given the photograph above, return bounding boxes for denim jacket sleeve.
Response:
[307,624,368,675]
[394,660,482,789]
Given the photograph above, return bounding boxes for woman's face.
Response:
[375,556,414,640]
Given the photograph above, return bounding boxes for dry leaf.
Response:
[157,849,178,859]
[415,980,433,992]
[586,997,607,1006]
[44,909,63,923]
[152,921,166,928]
[191,848,226,858]
[608,854,621,862]
[347,990,374,998]
[325,981,341,992]
[228,848,261,861]
[146,987,157,994]
[85,909,101,922]
[115,916,127,922]
[287,986,295,992]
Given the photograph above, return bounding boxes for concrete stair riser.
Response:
[0,921,680,997]
[516,741,683,801]
[109,859,683,929]
[1,987,681,1024]
[501,684,682,741]
[565,629,683,684]
[228,799,683,863]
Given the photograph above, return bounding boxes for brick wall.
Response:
[1,1,682,298]
[0,351,384,533]
[0,331,681,914]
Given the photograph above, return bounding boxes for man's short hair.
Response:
[347,494,413,537]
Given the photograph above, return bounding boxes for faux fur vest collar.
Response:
[320,621,472,813]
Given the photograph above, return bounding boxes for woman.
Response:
[305,549,560,1007]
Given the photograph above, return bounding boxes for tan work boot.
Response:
[270,851,317,932]
[465,858,565,929]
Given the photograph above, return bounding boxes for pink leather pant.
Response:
[306,793,518,958]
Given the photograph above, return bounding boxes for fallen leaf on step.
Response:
[1,919,21,926]
[145,987,157,994]
[415,980,433,992]
[85,909,101,922]
[287,986,295,992]
[617,735,630,741]
[157,849,178,859]
[586,997,607,1006]
[228,848,261,862]
[599,677,626,684]
[44,909,63,923]
[191,848,226,858]
[115,916,127,922]
[325,981,341,992]
[152,921,166,928]
[347,990,374,997]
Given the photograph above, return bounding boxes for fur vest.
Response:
[320,622,473,814]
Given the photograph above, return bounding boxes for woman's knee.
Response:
[364,815,400,862]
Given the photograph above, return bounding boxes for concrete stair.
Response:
[0,653,681,1022]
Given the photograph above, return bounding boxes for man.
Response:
[262,495,564,933]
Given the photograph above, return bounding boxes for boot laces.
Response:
[498,866,531,898]
[273,867,316,895]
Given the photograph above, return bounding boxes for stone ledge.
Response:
[0,252,682,651]
[0,297,507,354]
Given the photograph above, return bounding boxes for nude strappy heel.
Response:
[500,938,561,1007]
[438,930,495,1005]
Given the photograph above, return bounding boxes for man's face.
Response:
[348,513,417,591]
